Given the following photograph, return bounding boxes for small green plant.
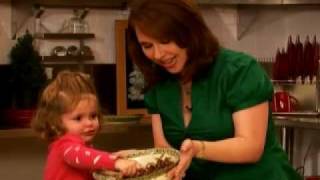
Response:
[9,31,47,108]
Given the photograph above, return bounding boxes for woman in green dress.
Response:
[127,0,302,179]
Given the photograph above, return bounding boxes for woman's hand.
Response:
[167,139,195,180]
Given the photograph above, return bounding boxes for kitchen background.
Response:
[1,1,320,179]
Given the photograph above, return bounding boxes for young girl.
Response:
[31,70,141,180]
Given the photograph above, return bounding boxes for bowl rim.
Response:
[93,148,180,180]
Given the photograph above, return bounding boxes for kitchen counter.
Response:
[1,115,319,139]
[274,116,320,130]
[0,120,151,139]
[272,113,320,163]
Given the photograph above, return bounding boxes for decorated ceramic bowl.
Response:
[93,148,180,180]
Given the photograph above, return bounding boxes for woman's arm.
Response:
[191,101,268,163]
[151,114,172,148]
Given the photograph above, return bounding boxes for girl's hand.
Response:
[167,139,195,180]
[114,159,142,177]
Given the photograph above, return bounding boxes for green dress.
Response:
[144,48,302,180]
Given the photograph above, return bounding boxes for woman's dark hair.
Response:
[127,0,220,88]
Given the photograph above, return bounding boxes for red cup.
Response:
[271,91,299,112]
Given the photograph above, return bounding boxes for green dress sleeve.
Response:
[224,55,273,112]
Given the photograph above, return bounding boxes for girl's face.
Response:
[61,97,99,143]
[135,26,188,74]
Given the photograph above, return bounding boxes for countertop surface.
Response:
[0,120,151,139]
[2,113,320,138]
[272,112,320,129]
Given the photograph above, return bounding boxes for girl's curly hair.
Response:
[31,70,101,142]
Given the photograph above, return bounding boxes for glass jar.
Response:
[67,9,89,33]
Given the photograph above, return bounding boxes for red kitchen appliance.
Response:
[271,91,299,112]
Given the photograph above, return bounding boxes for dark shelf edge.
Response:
[34,0,127,9]
[42,55,95,62]
[35,33,95,39]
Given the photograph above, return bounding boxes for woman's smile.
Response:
[158,56,176,69]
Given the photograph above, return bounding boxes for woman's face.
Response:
[135,26,188,74]
[61,96,99,143]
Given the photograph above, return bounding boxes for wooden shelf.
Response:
[35,33,95,40]
[42,55,94,62]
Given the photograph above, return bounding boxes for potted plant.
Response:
[5,31,47,127]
